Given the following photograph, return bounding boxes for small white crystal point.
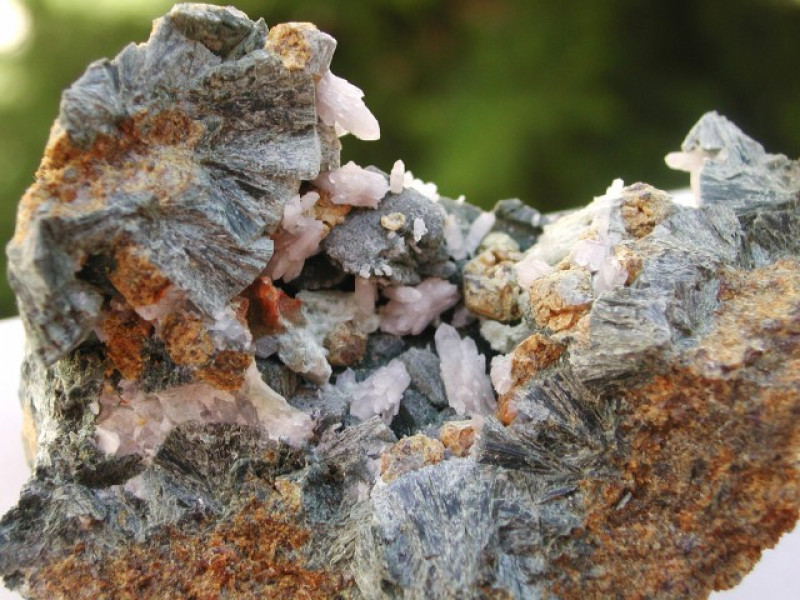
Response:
[444,214,466,260]
[390,160,405,194]
[665,149,708,205]
[490,354,513,396]
[464,211,496,257]
[403,170,440,202]
[412,217,427,242]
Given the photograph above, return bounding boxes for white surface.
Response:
[0,316,797,598]
[0,318,29,600]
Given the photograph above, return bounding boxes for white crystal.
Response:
[95,427,121,455]
[123,474,147,500]
[434,322,496,416]
[344,359,411,424]
[241,362,313,447]
[390,159,405,194]
[463,211,496,257]
[665,149,709,205]
[208,306,251,350]
[571,238,607,271]
[315,161,389,208]
[316,69,380,141]
[412,217,428,242]
[490,353,513,395]
[593,255,628,294]
[383,285,423,304]
[402,170,440,201]
[479,320,530,354]
[380,277,460,336]
[443,214,466,260]
[94,363,313,458]
[514,253,553,288]
[525,179,623,267]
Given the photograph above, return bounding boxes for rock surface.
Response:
[1,6,799,600]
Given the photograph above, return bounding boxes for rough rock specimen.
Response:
[1,5,799,600]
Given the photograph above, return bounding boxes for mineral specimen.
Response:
[1,5,799,600]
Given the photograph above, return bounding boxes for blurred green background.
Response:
[1,0,799,317]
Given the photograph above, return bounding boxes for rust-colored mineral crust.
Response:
[553,261,800,599]
[31,499,351,600]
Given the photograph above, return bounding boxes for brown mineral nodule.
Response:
[463,248,522,322]
[161,311,214,366]
[440,421,477,457]
[511,333,565,384]
[529,267,593,331]
[381,434,445,482]
[620,182,675,238]
[102,310,152,379]
[324,321,368,367]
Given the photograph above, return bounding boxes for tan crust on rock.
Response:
[380,434,445,482]
[552,259,800,600]
[161,312,214,367]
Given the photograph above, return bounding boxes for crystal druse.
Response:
[1,4,799,599]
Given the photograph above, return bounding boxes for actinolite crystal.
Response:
[1,5,798,599]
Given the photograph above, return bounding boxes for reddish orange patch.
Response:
[246,277,302,336]
[161,312,214,366]
[495,334,565,426]
[108,245,171,308]
[196,350,252,391]
[30,499,350,600]
[12,109,203,246]
[102,310,153,380]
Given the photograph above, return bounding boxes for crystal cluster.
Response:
[1,5,798,600]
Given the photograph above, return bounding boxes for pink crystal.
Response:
[315,161,389,208]
[316,69,380,140]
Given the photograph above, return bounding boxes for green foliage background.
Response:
[1,0,799,317]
